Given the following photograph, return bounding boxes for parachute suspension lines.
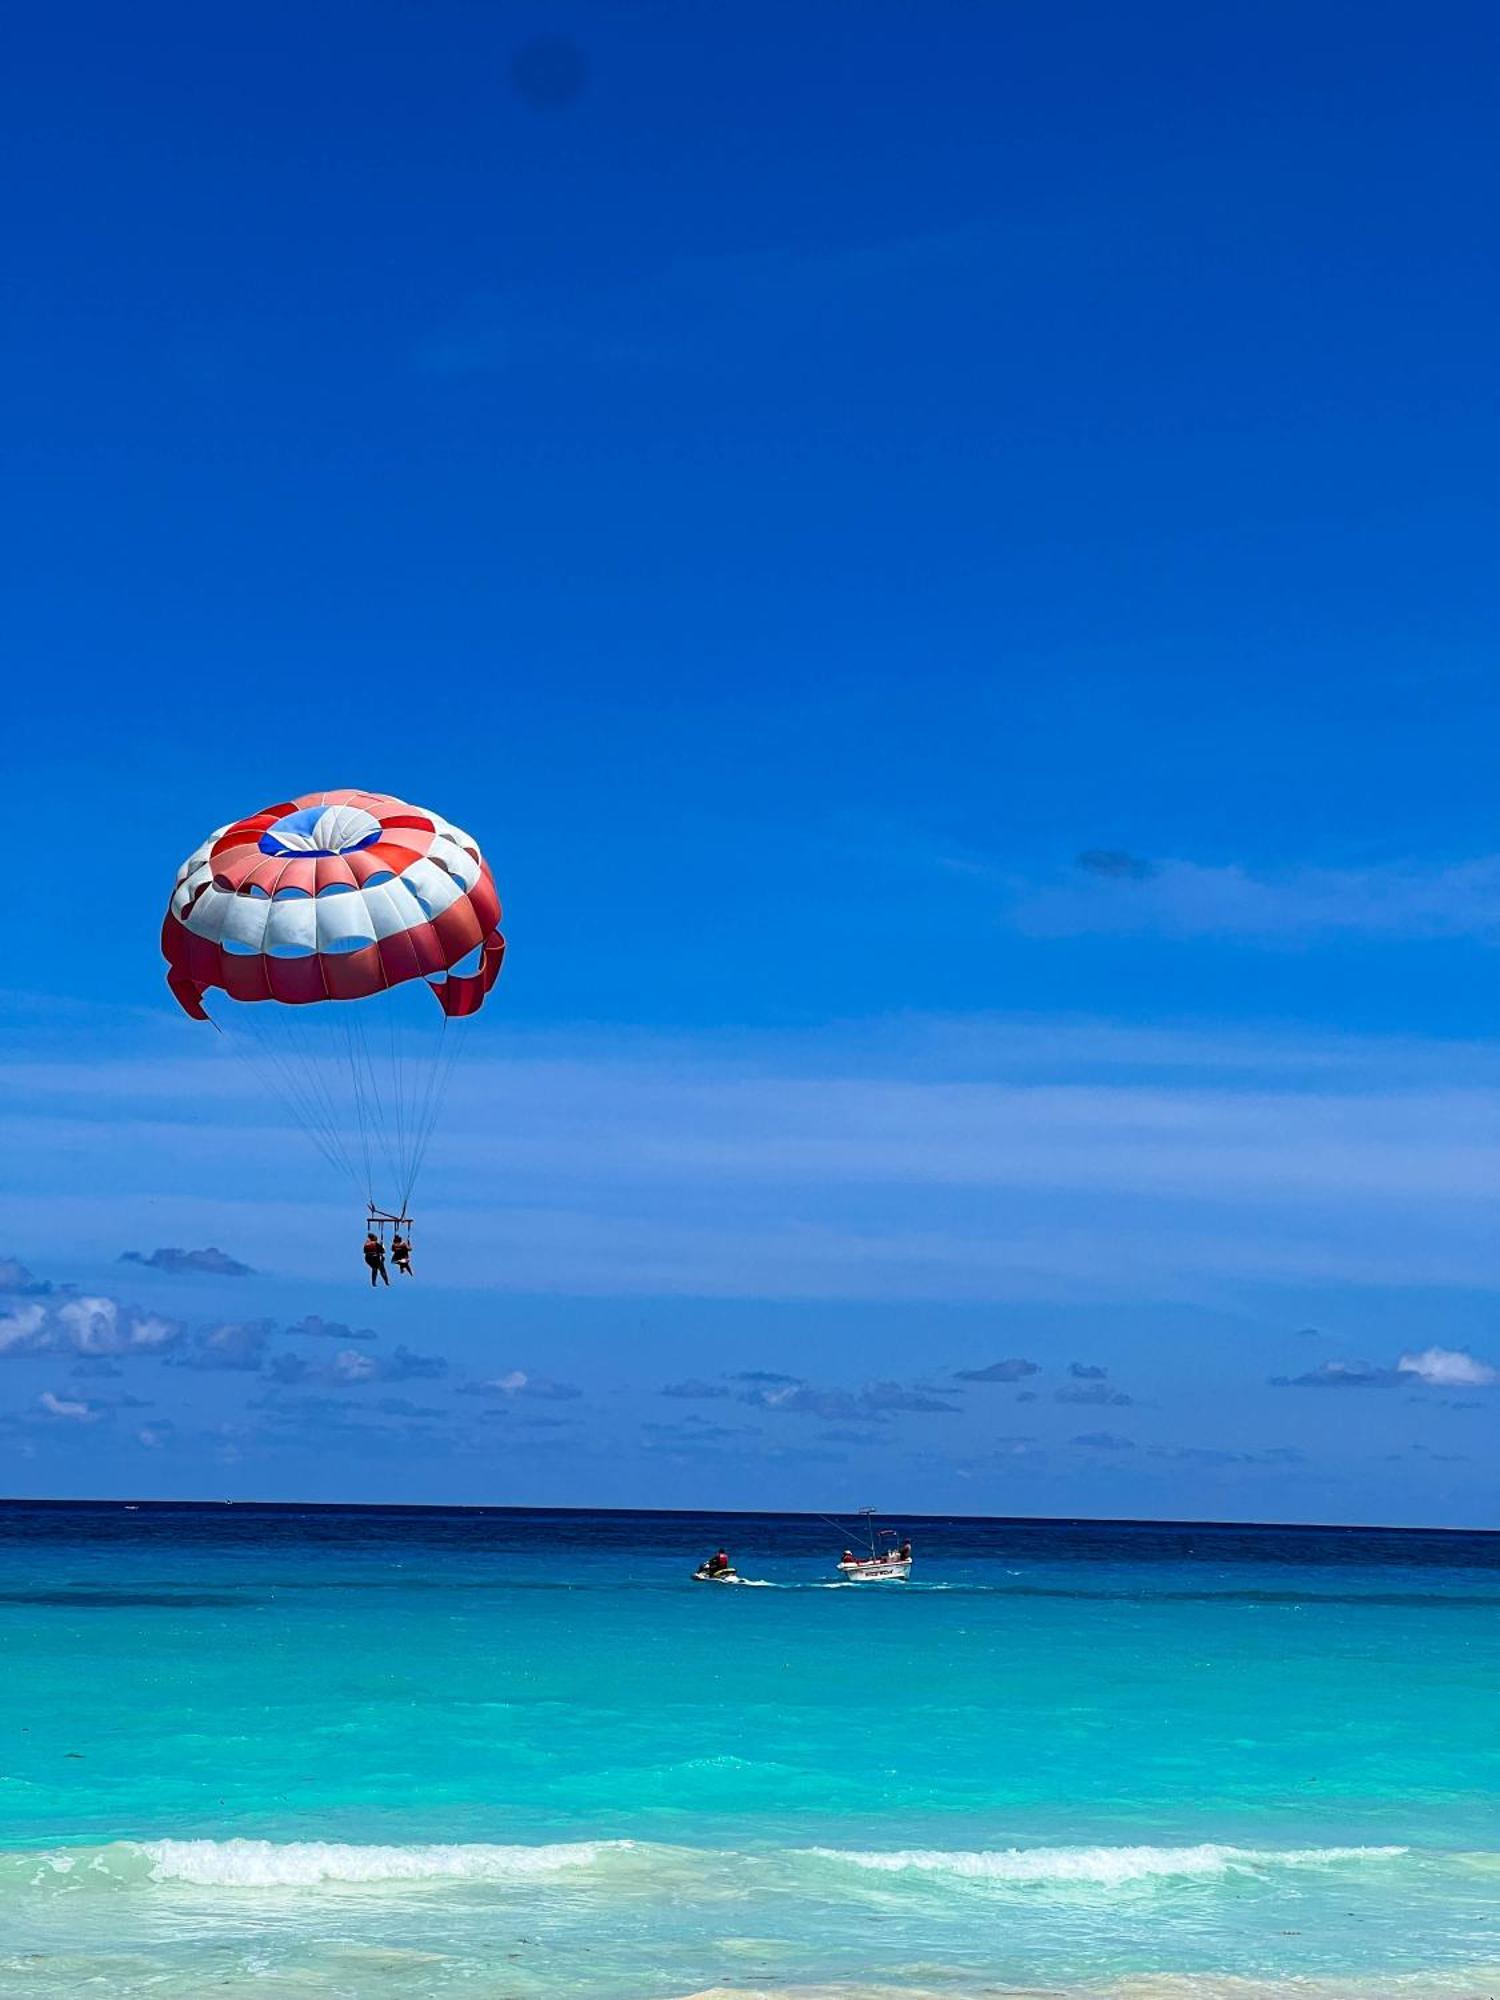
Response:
[400,1012,467,1215]
[213,997,366,1192]
[210,989,471,1217]
[386,998,408,1203]
[333,1002,464,1217]
[338,1005,383,1208]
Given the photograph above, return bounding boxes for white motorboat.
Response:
[833,1508,913,1581]
[836,1554,911,1581]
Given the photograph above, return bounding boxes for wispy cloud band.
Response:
[1011,853,1500,943]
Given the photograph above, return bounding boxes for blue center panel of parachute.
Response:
[259,806,383,858]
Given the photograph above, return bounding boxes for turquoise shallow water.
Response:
[3,1504,1500,1997]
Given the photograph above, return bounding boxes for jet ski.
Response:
[693,1563,744,1584]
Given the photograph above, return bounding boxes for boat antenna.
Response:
[816,1510,867,1548]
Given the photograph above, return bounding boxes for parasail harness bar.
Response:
[367,1203,413,1243]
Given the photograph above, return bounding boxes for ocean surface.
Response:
[3,1503,1500,1998]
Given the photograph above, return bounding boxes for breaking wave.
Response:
[11,1837,631,1891]
[803,1842,1409,1886]
[2,1835,1418,1901]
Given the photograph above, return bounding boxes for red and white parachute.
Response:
[162,789,505,1215]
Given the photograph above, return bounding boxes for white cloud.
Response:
[56,1297,178,1355]
[463,1370,581,1402]
[1397,1347,1498,1388]
[38,1390,99,1423]
[330,1349,380,1383]
[0,1294,180,1359]
[0,1303,49,1353]
[170,1319,270,1372]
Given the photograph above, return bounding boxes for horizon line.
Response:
[0,1495,1493,1538]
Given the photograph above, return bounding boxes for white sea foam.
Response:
[803,1842,1408,1886]
[5,1835,1416,1901]
[133,1837,628,1887]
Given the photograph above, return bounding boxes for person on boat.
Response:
[705,1549,732,1576]
[390,1231,413,1277]
[363,1231,390,1287]
[897,1540,912,1562]
[841,1549,856,1566]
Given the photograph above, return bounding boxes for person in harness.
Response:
[363,1230,390,1287]
[390,1230,413,1278]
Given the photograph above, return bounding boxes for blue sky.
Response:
[4,1,1498,1522]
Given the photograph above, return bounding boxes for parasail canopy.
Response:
[162,788,504,1021]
